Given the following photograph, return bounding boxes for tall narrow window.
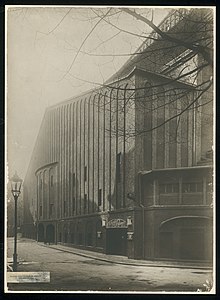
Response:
[50,175,53,187]
[73,173,75,186]
[84,166,87,182]
[64,201,66,215]
[39,205,42,217]
[49,203,54,216]
[182,182,203,193]
[116,152,121,182]
[84,194,87,210]
[98,189,102,206]
[72,197,75,211]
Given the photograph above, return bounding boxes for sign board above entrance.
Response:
[106,219,127,228]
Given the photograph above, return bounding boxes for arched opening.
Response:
[46,224,55,244]
[159,216,212,260]
[37,223,44,242]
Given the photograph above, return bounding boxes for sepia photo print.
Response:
[5,5,215,293]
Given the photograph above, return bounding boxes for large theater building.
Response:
[22,8,213,261]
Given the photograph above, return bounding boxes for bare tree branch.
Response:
[36,8,72,36]
[58,8,112,81]
[121,8,213,65]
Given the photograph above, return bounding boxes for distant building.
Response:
[23,8,213,261]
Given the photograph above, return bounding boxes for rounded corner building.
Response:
[23,8,214,262]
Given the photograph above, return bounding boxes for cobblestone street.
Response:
[6,238,213,292]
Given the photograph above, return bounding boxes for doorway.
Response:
[37,223,44,242]
[180,228,205,260]
[106,228,127,256]
[46,224,55,244]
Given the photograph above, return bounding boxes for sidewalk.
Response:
[39,242,212,270]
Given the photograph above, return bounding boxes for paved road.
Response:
[6,238,213,292]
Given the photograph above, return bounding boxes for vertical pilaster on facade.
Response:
[97,94,100,212]
[53,109,56,161]
[50,112,52,162]
[69,104,73,216]
[83,99,86,214]
[152,94,157,170]
[95,94,100,212]
[52,110,55,162]
[203,176,207,205]
[188,94,193,166]
[55,166,58,219]
[192,101,196,165]
[43,170,46,219]
[84,98,88,214]
[164,95,169,168]
[115,87,119,209]
[42,118,44,166]
[36,175,39,222]
[102,92,106,212]
[179,177,183,204]
[87,97,91,214]
[181,100,188,167]
[67,105,69,217]
[156,87,165,169]
[54,110,56,162]
[197,57,213,160]
[168,90,177,168]
[108,89,113,211]
[153,179,157,205]
[75,102,78,215]
[57,108,61,219]
[176,100,182,167]
[65,106,68,217]
[79,99,83,215]
[48,168,50,220]
[123,85,127,208]
[92,95,96,213]
[195,95,202,164]
[66,105,70,217]
[47,115,50,163]
[51,111,53,162]
[142,81,152,170]
[60,106,64,218]
[73,102,77,215]
[64,106,67,217]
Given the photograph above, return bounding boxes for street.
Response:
[6,238,213,292]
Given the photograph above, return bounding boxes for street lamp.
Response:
[10,171,22,272]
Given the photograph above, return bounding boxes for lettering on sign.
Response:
[106,219,127,228]
[7,272,50,283]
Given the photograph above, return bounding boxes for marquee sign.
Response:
[106,219,127,228]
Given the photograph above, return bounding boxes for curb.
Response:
[39,243,212,270]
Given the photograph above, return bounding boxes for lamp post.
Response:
[10,171,22,272]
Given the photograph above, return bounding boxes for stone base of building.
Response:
[22,205,213,262]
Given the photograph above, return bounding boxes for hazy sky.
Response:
[6,6,170,180]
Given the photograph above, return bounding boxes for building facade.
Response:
[23,8,214,261]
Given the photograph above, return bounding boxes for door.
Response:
[180,228,205,260]
[159,232,173,258]
[106,228,127,255]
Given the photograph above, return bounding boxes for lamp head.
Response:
[10,171,22,198]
